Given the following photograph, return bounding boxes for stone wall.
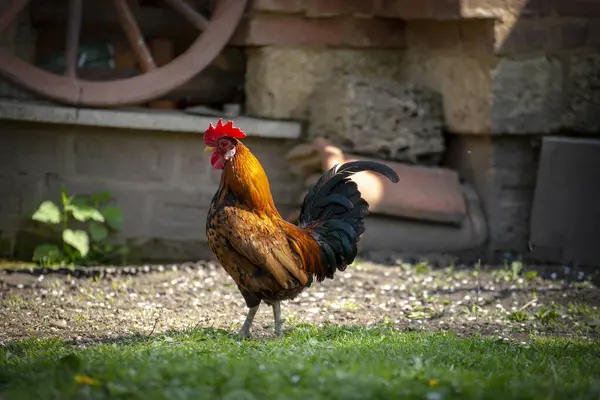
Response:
[408,0,600,257]
[234,1,600,133]
[1,0,599,262]
[397,4,600,257]
[0,120,303,262]
[235,0,600,260]
[234,1,407,121]
[397,1,600,135]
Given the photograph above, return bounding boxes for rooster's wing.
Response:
[215,207,309,289]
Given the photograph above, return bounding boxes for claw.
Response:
[239,328,252,339]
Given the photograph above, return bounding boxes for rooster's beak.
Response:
[204,146,215,153]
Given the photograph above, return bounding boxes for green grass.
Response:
[1,325,599,400]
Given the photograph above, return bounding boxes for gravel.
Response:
[1,260,599,344]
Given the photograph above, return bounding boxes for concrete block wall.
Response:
[0,121,303,262]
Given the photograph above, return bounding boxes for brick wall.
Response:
[0,122,303,262]
[494,0,600,134]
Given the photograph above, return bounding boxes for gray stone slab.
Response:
[0,100,302,139]
[530,136,600,266]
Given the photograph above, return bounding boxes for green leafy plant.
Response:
[30,188,128,266]
[567,302,593,317]
[414,260,432,275]
[535,306,561,325]
[524,270,538,281]
[491,261,530,283]
[507,310,529,322]
[510,261,523,280]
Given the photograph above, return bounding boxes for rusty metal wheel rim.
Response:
[0,0,247,107]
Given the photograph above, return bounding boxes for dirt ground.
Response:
[1,259,600,345]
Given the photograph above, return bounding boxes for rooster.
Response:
[204,119,399,338]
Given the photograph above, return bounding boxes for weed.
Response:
[3,294,25,308]
[535,306,561,325]
[507,310,530,322]
[30,188,129,267]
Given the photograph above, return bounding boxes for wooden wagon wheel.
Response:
[0,0,247,107]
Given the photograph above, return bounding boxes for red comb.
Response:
[204,119,246,145]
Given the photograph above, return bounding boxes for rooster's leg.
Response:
[272,301,282,337]
[239,305,259,338]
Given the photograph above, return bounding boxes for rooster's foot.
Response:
[272,301,283,338]
[239,328,252,339]
[239,305,259,340]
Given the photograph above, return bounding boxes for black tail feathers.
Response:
[297,161,399,280]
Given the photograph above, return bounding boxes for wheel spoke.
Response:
[0,0,29,35]
[65,0,83,77]
[112,0,156,72]
[162,0,209,31]
[0,0,249,107]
